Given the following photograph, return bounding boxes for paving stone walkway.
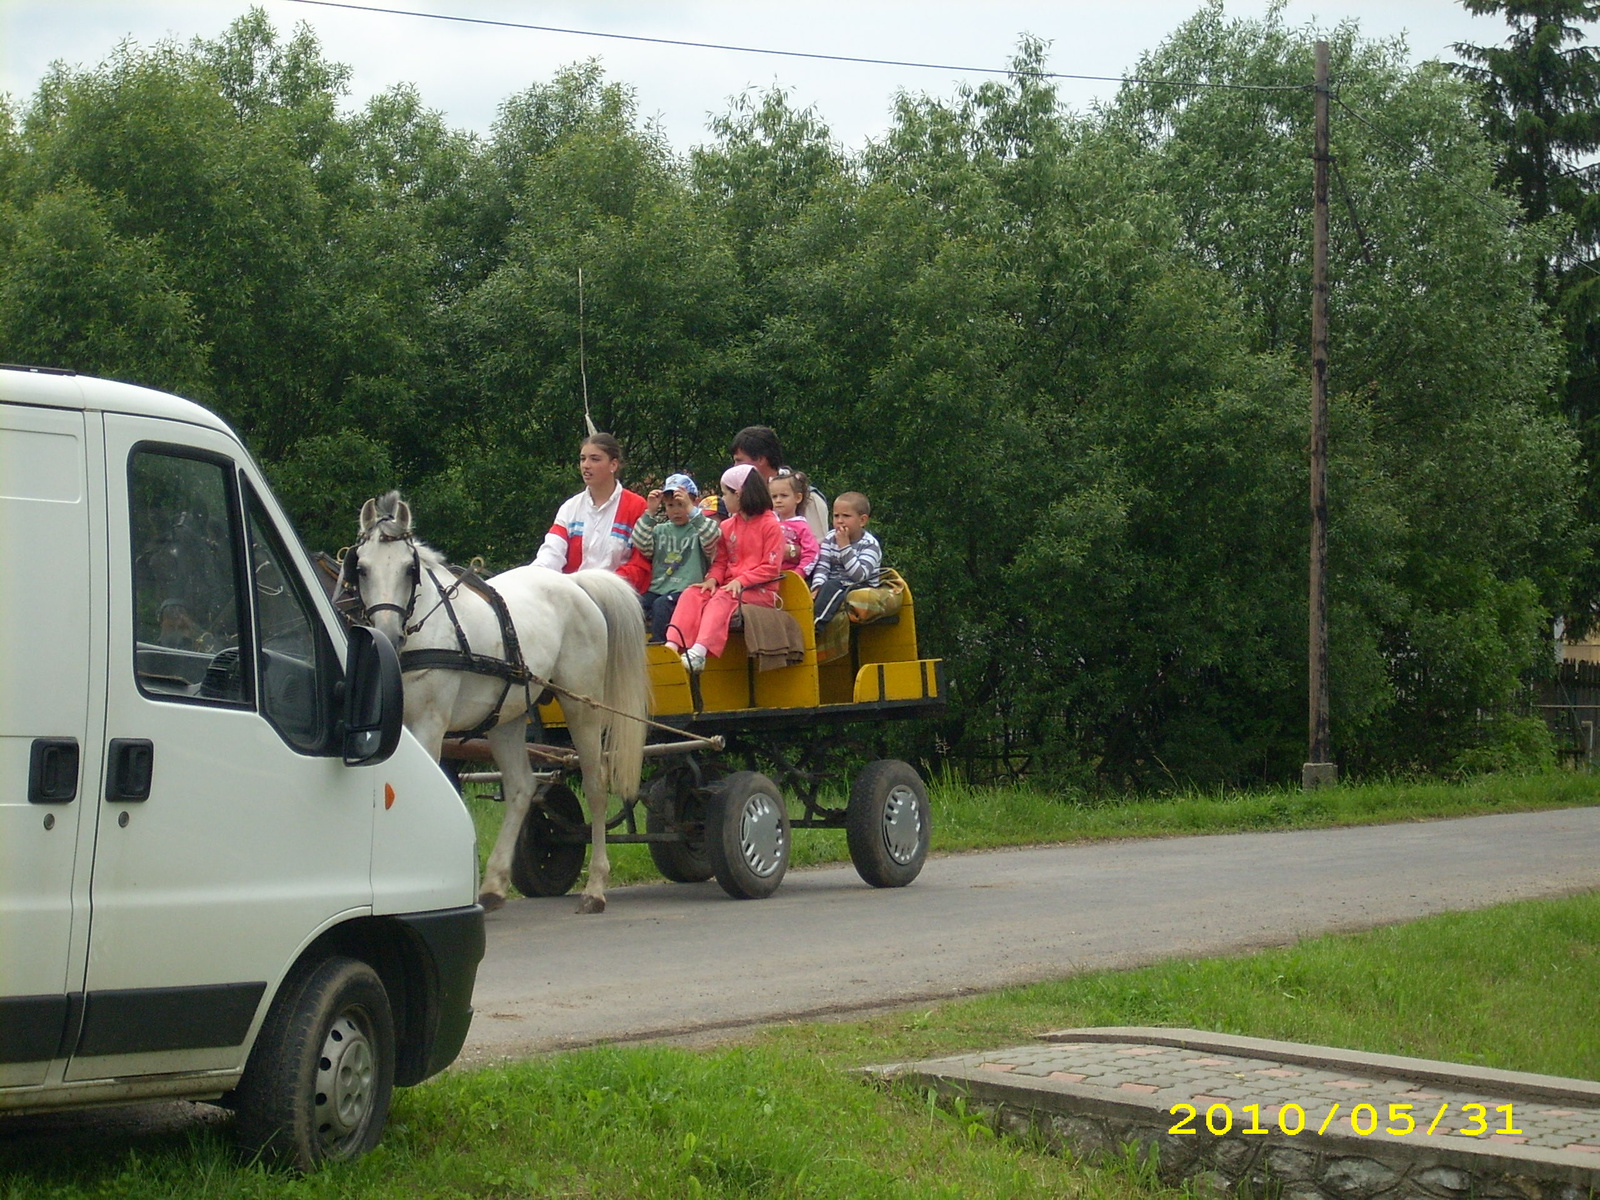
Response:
[966,1036,1600,1152]
[877,1029,1600,1200]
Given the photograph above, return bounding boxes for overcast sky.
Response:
[2,2,1518,153]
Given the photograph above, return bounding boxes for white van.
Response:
[0,365,483,1169]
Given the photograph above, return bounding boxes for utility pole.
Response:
[1304,40,1337,790]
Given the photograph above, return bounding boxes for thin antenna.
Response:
[578,267,597,437]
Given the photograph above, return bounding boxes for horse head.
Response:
[351,491,421,647]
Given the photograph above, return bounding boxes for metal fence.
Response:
[1536,660,1600,767]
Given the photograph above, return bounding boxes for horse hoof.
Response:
[478,891,506,913]
[574,894,606,915]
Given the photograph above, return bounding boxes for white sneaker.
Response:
[682,646,707,673]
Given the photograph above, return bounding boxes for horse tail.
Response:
[570,571,651,799]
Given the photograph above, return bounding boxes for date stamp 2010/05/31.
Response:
[1168,1102,1519,1139]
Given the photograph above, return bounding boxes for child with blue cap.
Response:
[631,472,721,642]
[666,463,783,673]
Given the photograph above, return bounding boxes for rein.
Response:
[404,566,465,638]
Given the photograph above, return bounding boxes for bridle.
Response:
[340,516,428,638]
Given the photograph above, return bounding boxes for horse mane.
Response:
[414,540,448,570]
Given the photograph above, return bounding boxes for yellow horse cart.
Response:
[459,571,944,901]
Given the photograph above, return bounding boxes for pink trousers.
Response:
[666,585,775,658]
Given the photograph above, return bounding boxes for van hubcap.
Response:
[315,1011,375,1146]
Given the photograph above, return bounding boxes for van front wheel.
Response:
[234,955,396,1171]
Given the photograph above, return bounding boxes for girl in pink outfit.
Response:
[769,472,820,581]
[667,463,784,673]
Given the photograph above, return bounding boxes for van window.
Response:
[245,484,337,753]
[129,449,250,705]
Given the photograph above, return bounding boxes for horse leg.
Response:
[405,674,455,762]
[567,710,610,914]
[479,717,539,912]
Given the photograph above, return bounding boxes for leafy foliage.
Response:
[0,6,1583,785]
[1452,1,1600,625]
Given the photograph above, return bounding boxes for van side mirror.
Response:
[342,626,404,766]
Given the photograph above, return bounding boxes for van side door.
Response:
[68,414,374,1082]
[0,401,105,1087]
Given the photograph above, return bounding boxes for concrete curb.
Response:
[870,1031,1600,1200]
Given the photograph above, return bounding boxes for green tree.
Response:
[0,98,19,208]
[1114,3,1581,773]
[0,7,1579,785]
[0,10,468,542]
[428,60,745,560]
[0,183,208,392]
[691,43,1333,783]
[1453,0,1600,293]
[1453,0,1600,626]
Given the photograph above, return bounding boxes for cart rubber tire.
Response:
[645,774,714,883]
[705,770,790,899]
[233,955,396,1171]
[846,760,931,888]
[510,783,587,897]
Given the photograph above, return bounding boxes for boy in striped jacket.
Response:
[810,491,881,627]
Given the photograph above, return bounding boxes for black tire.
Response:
[644,773,714,883]
[510,783,587,897]
[233,955,396,1171]
[846,760,931,888]
[705,770,790,899]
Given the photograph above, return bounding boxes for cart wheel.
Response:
[645,774,714,883]
[846,760,930,888]
[438,756,465,795]
[510,783,587,897]
[705,771,790,899]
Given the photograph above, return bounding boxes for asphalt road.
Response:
[460,806,1600,1064]
[6,807,1596,1153]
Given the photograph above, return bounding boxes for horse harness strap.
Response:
[400,567,701,746]
[354,530,703,747]
[398,564,543,740]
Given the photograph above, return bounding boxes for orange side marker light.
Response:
[384,783,396,810]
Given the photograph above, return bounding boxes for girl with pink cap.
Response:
[665,463,784,673]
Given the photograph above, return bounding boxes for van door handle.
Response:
[106,739,154,803]
[28,738,79,803]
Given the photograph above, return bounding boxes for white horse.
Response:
[348,492,650,914]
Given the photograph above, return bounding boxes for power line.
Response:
[290,1,1594,275]
[1332,94,1512,219]
[282,0,1307,93]
[1333,92,1600,281]
[1330,157,1375,266]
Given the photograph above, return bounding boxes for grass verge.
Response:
[6,891,1599,1198]
[754,889,1600,1081]
[465,768,1600,889]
